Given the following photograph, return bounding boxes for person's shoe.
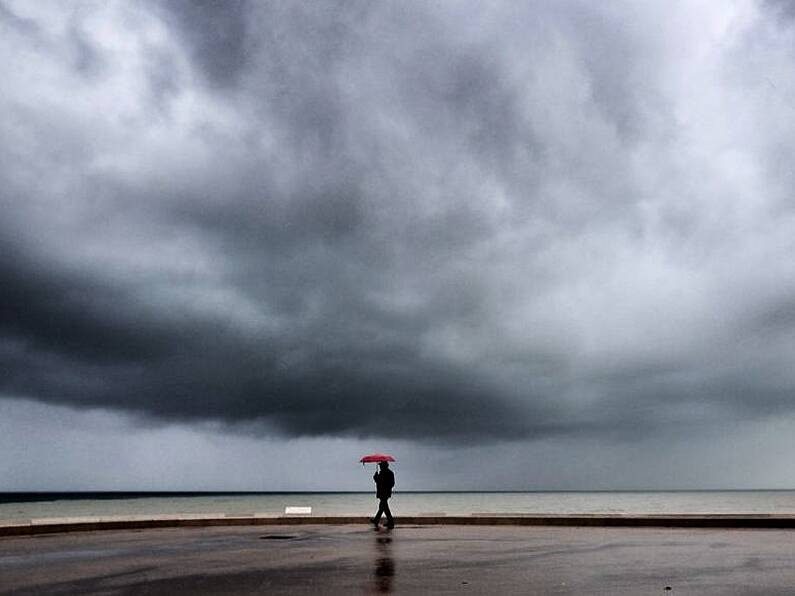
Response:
[370,518,379,527]
[385,522,395,529]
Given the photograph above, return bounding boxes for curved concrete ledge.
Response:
[3,513,795,536]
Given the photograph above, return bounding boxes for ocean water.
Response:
[2,491,795,521]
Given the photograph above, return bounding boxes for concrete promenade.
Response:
[3,523,795,594]
[4,513,795,536]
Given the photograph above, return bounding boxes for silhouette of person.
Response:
[371,461,395,529]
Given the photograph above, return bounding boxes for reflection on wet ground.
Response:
[372,533,394,593]
[4,524,795,594]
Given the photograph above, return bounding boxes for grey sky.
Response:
[1,0,795,489]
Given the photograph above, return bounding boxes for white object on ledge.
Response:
[284,506,312,515]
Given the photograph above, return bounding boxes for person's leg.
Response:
[373,500,384,525]
[383,499,394,527]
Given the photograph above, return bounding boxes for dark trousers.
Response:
[374,498,394,525]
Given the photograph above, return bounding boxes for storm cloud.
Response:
[2,0,795,445]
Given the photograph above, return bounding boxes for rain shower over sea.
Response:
[3,491,795,521]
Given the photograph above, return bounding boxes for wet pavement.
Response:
[1,524,795,594]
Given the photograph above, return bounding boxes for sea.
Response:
[2,491,795,521]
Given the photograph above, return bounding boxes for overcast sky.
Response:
[2,0,795,491]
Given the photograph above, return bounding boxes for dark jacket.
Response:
[374,468,395,499]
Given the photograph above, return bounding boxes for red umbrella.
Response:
[359,453,396,464]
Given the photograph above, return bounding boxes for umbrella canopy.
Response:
[359,453,395,464]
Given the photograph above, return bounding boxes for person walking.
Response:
[371,461,395,529]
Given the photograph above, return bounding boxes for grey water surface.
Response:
[3,491,795,521]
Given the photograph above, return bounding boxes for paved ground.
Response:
[1,524,795,595]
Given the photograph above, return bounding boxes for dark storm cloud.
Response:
[1,1,795,443]
[0,1,38,35]
[766,0,795,20]
[153,0,251,88]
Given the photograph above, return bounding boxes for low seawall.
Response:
[3,513,795,536]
